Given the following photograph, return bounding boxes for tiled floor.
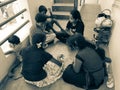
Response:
[1,4,114,90]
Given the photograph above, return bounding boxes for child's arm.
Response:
[73,58,82,73]
[4,50,16,55]
[48,8,64,31]
[48,8,55,19]
[48,8,53,17]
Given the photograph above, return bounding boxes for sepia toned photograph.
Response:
[0,0,119,90]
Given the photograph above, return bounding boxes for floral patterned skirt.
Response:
[24,60,64,87]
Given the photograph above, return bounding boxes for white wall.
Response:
[27,0,53,26]
[14,0,32,41]
[99,0,120,89]
[0,47,9,83]
[85,0,98,4]
[109,1,120,89]
[98,0,114,10]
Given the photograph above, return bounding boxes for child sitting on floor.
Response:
[38,5,64,32]
[5,35,22,79]
[32,13,56,47]
[21,33,64,87]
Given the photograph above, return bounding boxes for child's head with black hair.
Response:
[8,35,20,45]
[70,9,81,20]
[38,5,47,14]
[69,9,82,23]
[35,13,47,23]
[35,13,48,30]
[32,33,46,48]
[8,35,20,48]
[67,34,95,50]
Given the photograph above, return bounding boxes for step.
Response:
[52,12,70,20]
[54,0,74,3]
[52,3,74,12]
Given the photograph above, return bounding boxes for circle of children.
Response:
[6,5,114,89]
